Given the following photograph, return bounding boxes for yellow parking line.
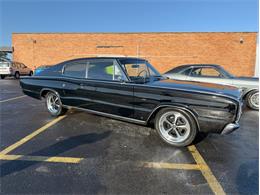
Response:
[188,145,226,195]
[0,95,26,103]
[141,162,202,170]
[0,115,67,155]
[0,154,83,164]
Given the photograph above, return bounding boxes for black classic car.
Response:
[20,57,243,147]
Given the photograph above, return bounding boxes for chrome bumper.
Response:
[221,123,240,135]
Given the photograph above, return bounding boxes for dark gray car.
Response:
[164,64,259,110]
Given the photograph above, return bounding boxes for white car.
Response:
[164,64,259,110]
[0,60,33,79]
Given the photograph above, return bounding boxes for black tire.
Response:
[14,72,20,79]
[29,71,33,76]
[155,108,197,147]
[45,91,67,116]
[0,75,5,79]
[246,90,259,110]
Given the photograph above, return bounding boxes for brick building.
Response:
[12,32,258,76]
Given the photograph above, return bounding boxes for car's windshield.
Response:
[119,59,162,83]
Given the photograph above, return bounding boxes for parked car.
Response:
[0,60,33,79]
[164,64,259,110]
[34,65,51,75]
[20,57,242,147]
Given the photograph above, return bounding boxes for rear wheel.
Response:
[14,72,20,79]
[246,90,259,110]
[46,92,67,116]
[29,71,33,76]
[155,108,197,147]
[0,75,5,79]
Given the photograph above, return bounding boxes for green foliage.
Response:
[0,52,10,61]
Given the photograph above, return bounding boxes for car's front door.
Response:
[85,59,135,118]
[188,67,232,85]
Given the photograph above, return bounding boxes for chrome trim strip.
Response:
[40,88,60,99]
[28,76,240,102]
[235,102,243,122]
[63,105,146,125]
[221,123,239,135]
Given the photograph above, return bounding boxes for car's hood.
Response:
[150,79,241,100]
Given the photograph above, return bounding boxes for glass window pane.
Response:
[63,61,87,78]
[191,67,221,77]
[201,68,221,77]
[87,60,123,81]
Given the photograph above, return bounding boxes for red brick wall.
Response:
[12,32,257,76]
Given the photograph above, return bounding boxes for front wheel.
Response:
[0,75,5,79]
[246,90,259,110]
[46,92,67,116]
[155,108,197,147]
[29,71,33,76]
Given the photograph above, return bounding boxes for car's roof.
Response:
[173,64,221,69]
[55,57,147,66]
[59,57,146,64]
[164,64,222,74]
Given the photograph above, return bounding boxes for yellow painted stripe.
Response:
[141,162,202,170]
[0,154,83,164]
[0,95,26,103]
[0,115,67,155]
[188,145,226,195]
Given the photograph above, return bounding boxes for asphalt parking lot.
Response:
[0,78,258,194]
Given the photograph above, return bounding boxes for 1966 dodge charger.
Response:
[20,57,243,147]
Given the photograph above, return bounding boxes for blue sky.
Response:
[0,0,258,46]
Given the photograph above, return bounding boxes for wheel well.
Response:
[147,105,200,130]
[40,89,58,99]
[243,89,258,100]
[40,90,50,98]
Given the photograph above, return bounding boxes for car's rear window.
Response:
[0,62,10,68]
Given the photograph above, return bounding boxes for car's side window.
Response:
[14,63,19,69]
[87,60,125,81]
[63,61,87,78]
[181,68,192,75]
[190,67,222,78]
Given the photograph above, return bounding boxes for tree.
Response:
[0,51,10,61]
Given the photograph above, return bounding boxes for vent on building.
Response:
[96,45,124,48]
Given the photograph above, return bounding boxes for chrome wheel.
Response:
[250,92,259,109]
[158,111,191,144]
[46,93,61,115]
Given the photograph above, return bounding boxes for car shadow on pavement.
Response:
[0,131,111,177]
